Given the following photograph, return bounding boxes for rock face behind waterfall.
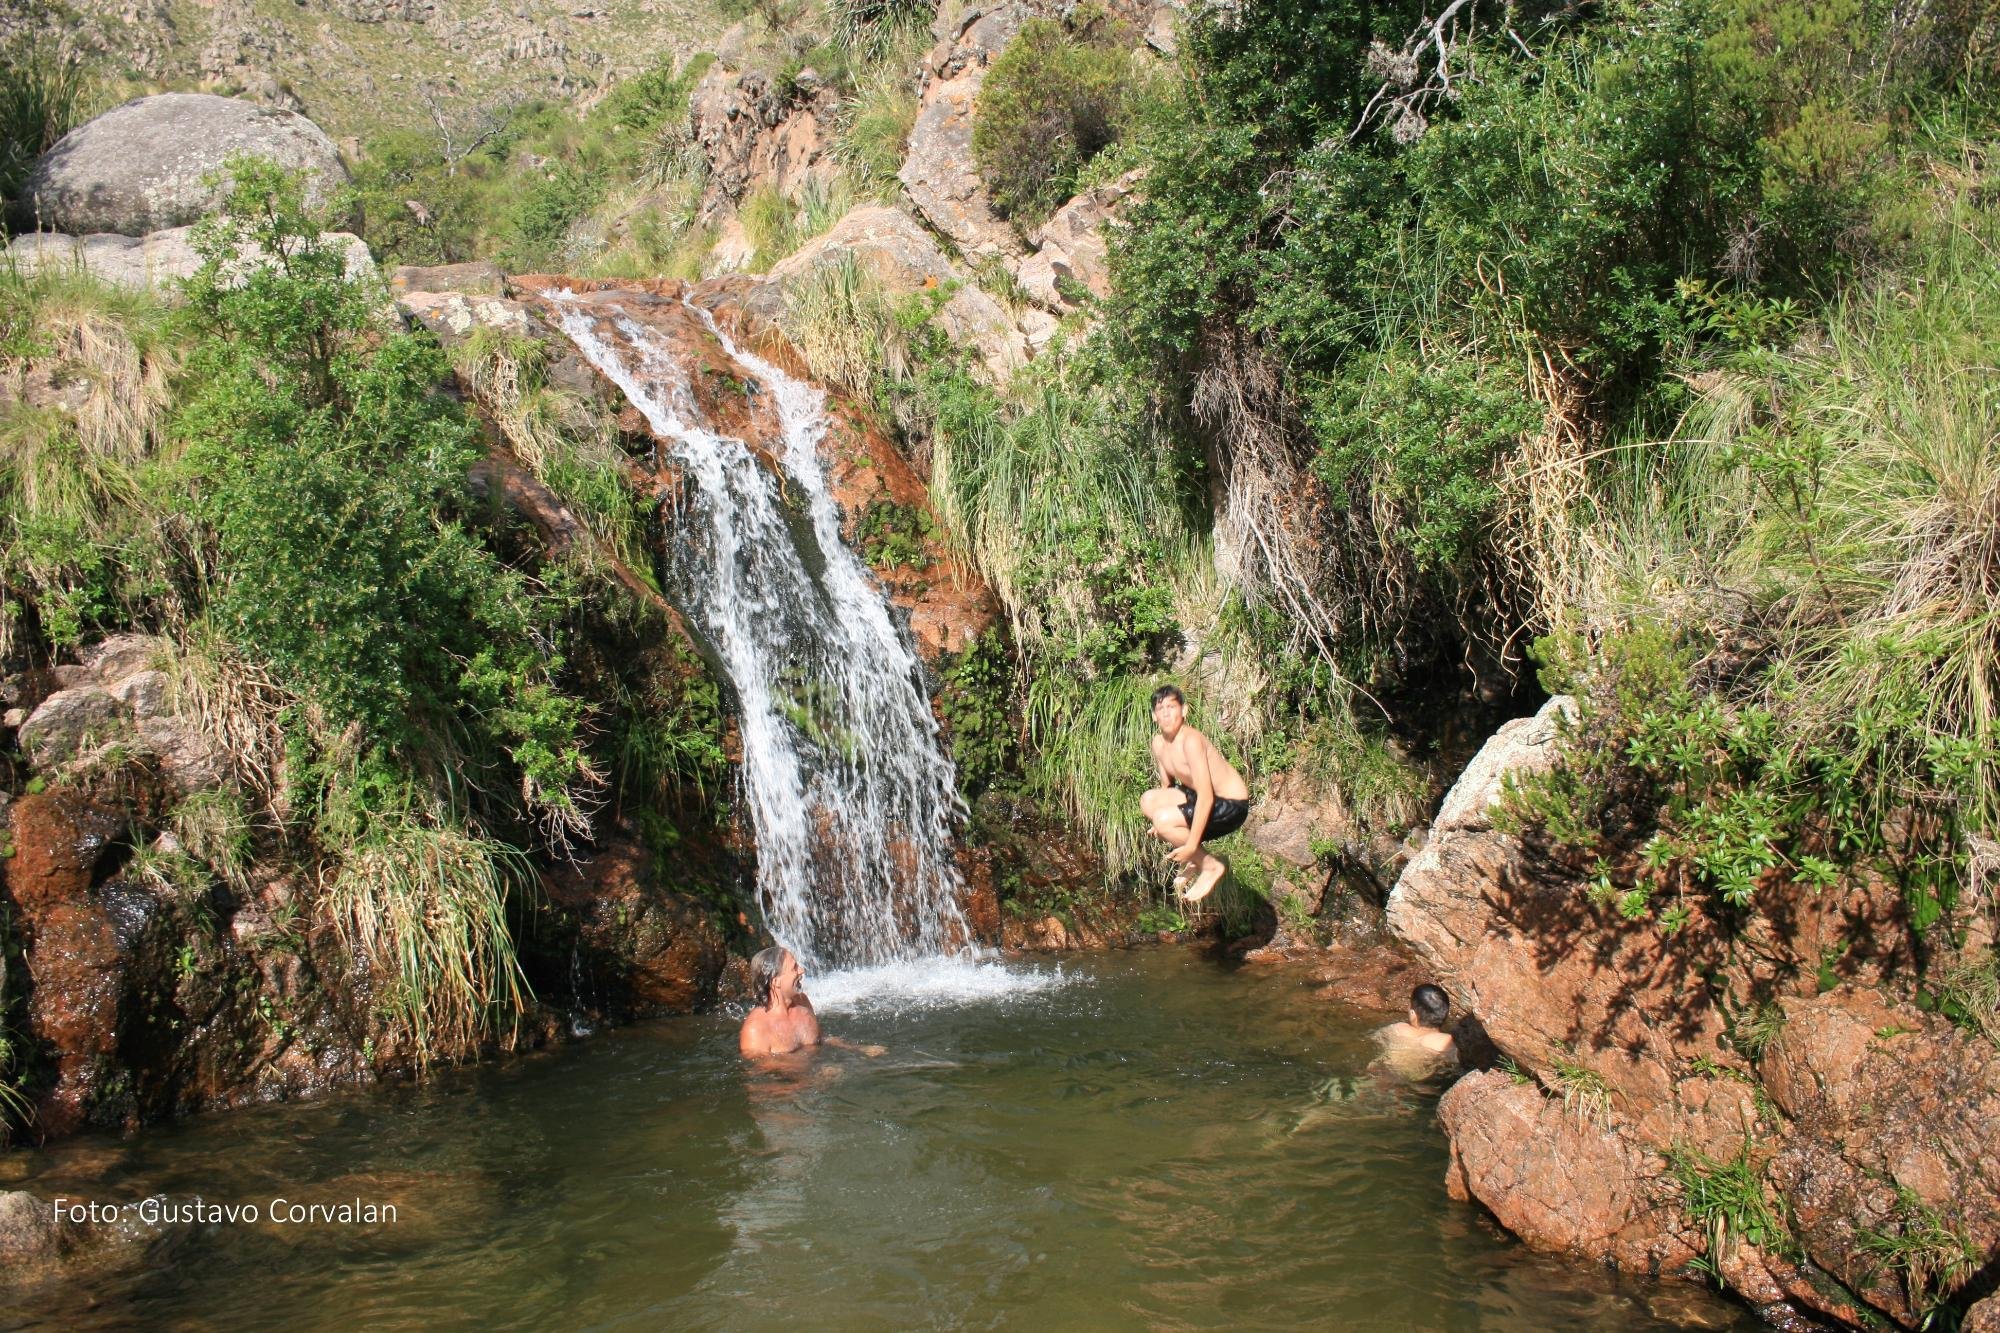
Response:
[506,273,1004,964]
[1389,700,2000,1328]
[509,274,1003,663]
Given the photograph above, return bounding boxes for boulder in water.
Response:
[22,93,349,236]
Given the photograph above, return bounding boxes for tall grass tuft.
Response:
[0,265,179,650]
[778,251,909,395]
[0,23,93,220]
[322,780,535,1067]
[738,177,853,272]
[834,68,919,195]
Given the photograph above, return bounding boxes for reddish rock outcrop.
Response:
[543,836,729,1017]
[1440,1070,1703,1273]
[1389,697,2000,1327]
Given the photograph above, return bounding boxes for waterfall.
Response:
[549,290,971,971]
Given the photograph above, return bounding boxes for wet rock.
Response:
[1759,990,2000,1325]
[543,836,728,1016]
[1439,1070,1702,1274]
[0,1191,80,1266]
[24,93,349,236]
[899,5,1031,260]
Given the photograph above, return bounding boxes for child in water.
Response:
[1374,984,1460,1082]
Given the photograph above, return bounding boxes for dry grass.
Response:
[323,801,534,1066]
[161,621,297,803]
[777,251,910,395]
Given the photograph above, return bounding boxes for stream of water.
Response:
[549,289,970,971]
[3,952,1754,1331]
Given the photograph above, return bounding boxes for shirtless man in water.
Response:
[739,948,820,1057]
[738,947,884,1059]
[1139,684,1253,903]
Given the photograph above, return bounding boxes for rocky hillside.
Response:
[10,0,727,142]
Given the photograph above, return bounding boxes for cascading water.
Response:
[549,289,971,973]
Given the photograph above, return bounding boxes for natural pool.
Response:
[4,950,1753,1330]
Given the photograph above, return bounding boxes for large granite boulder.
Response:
[899,5,1030,260]
[22,94,348,236]
[1390,695,1995,1327]
[1013,168,1142,312]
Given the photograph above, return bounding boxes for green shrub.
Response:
[971,17,1130,227]
[176,158,597,833]
[937,628,1014,798]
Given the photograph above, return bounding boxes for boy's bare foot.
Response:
[1183,858,1227,903]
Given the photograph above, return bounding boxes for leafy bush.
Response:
[176,158,596,831]
[936,628,1014,798]
[972,17,1130,226]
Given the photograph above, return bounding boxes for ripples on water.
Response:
[4,952,1753,1331]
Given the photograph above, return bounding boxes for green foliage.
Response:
[1668,1140,1790,1281]
[971,16,1131,227]
[1499,206,2000,941]
[855,497,936,570]
[350,55,711,269]
[0,13,93,223]
[1855,1188,1979,1326]
[936,628,1014,798]
[1134,901,1188,933]
[1309,346,1542,572]
[176,158,595,832]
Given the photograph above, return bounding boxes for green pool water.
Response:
[5,950,1754,1330]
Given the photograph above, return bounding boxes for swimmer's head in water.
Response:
[750,947,789,1007]
[1412,984,1450,1028]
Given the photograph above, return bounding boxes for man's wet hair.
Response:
[1150,683,1184,710]
[750,947,787,1007]
[1412,984,1450,1028]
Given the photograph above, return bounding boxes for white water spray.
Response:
[550,290,972,972]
